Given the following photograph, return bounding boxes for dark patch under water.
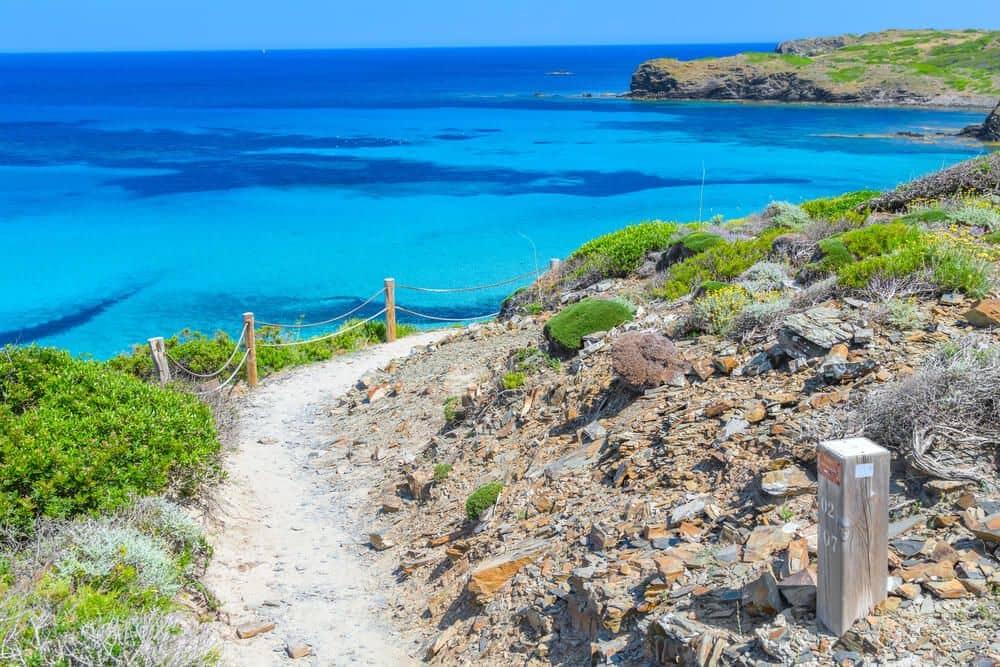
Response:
[0,286,146,346]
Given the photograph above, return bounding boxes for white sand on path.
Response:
[203,331,451,666]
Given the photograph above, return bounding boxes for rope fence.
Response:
[145,258,561,394]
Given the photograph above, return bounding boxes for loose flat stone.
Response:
[236,621,276,639]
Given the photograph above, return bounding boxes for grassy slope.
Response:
[640,29,1000,100]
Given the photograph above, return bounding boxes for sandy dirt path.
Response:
[203,332,450,666]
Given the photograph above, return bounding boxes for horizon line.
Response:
[0,40,779,56]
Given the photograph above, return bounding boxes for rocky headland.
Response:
[629,29,999,109]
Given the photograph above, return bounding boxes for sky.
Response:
[0,0,996,52]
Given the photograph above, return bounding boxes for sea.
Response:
[0,45,988,358]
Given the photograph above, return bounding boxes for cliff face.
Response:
[961,101,1000,141]
[629,29,1000,108]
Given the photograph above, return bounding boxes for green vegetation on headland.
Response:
[630,29,1000,106]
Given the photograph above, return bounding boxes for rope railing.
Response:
[193,349,250,396]
[257,308,388,348]
[397,269,538,294]
[165,323,247,379]
[396,305,500,322]
[255,288,386,329]
[144,260,560,395]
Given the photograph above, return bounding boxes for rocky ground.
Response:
[301,164,1000,666]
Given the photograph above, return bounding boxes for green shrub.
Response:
[653,228,786,300]
[899,206,950,224]
[569,221,678,278]
[984,230,1000,244]
[433,464,453,482]
[840,221,923,258]
[465,482,503,521]
[765,201,812,228]
[513,345,560,373]
[885,298,928,330]
[443,396,463,424]
[678,231,725,253]
[110,317,416,383]
[699,280,728,293]
[801,190,879,222]
[0,347,218,530]
[811,222,926,279]
[949,204,1000,231]
[689,286,751,336]
[930,243,994,298]
[544,299,634,353]
[501,371,526,390]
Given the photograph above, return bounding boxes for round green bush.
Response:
[465,482,503,521]
[0,347,219,529]
[543,299,634,353]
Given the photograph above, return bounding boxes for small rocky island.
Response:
[629,29,999,108]
[961,100,1000,141]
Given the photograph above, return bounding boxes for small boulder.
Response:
[964,299,1000,328]
[778,307,853,359]
[742,566,785,615]
[611,331,690,389]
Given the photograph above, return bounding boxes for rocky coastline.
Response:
[629,29,999,110]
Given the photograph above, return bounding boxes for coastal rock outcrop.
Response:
[628,29,999,108]
[960,100,1000,141]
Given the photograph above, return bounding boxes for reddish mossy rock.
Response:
[611,331,690,390]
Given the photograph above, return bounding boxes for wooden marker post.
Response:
[147,337,171,385]
[548,258,561,273]
[243,312,258,388]
[817,437,890,636]
[384,278,397,342]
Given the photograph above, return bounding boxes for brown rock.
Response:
[611,331,690,389]
[236,621,276,639]
[653,554,686,582]
[964,299,1000,328]
[743,525,793,562]
[690,357,716,381]
[745,400,767,423]
[971,512,1000,544]
[924,579,968,599]
[714,356,739,375]
[468,538,549,600]
[381,497,402,513]
[784,538,810,576]
[369,531,394,551]
[742,565,785,615]
[286,644,312,659]
[760,466,815,497]
[777,566,817,608]
[405,469,433,502]
[704,399,733,418]
[895,582,921,600]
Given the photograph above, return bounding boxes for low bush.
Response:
[677,231,725,253]
[0,347,218,530]
[949,204,1000,230]
[899,206,950,224]
[688,286,750,336]
[763,201,812,228]
[883,297,928,330]
[737,261,790,294]
[442,396,463,424]
[0,499,215,665]
[432,464,453,482]
[110,318,418,384]
[653,227,787,300]
[568,220,678,279]
[501,371,526,390]
[856,335,1000,484]
[465,482,503,521]
[800,189,879,222]
[543,299,634,353]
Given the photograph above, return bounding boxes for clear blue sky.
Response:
[0,0,995,52]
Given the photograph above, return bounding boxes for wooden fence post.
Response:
[384,278,397,342]
[817,437,890,636]
[147,337,170,385]
[548,258,561,273]
[243,312,258,388]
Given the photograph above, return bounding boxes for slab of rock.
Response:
[760,466,815,497]
[743,525,793,562]
[369,531,394,551]
[924,579,968,599]
[964,299,1000,328]
[778,307,853,359]
[286,644,312,659]
[777,567,817,609]
[611,331,690,389]
[646,613,732,667]
[971,512,1000,543]
[468,538,550,601]
[743,566,785,615]
[236,621,276,639]
[670,496,707,525]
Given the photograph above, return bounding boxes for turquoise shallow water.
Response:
[0,46,987,357]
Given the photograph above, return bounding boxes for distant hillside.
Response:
[630,29,1000,107]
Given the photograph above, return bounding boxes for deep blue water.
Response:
[0,45,987,357]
